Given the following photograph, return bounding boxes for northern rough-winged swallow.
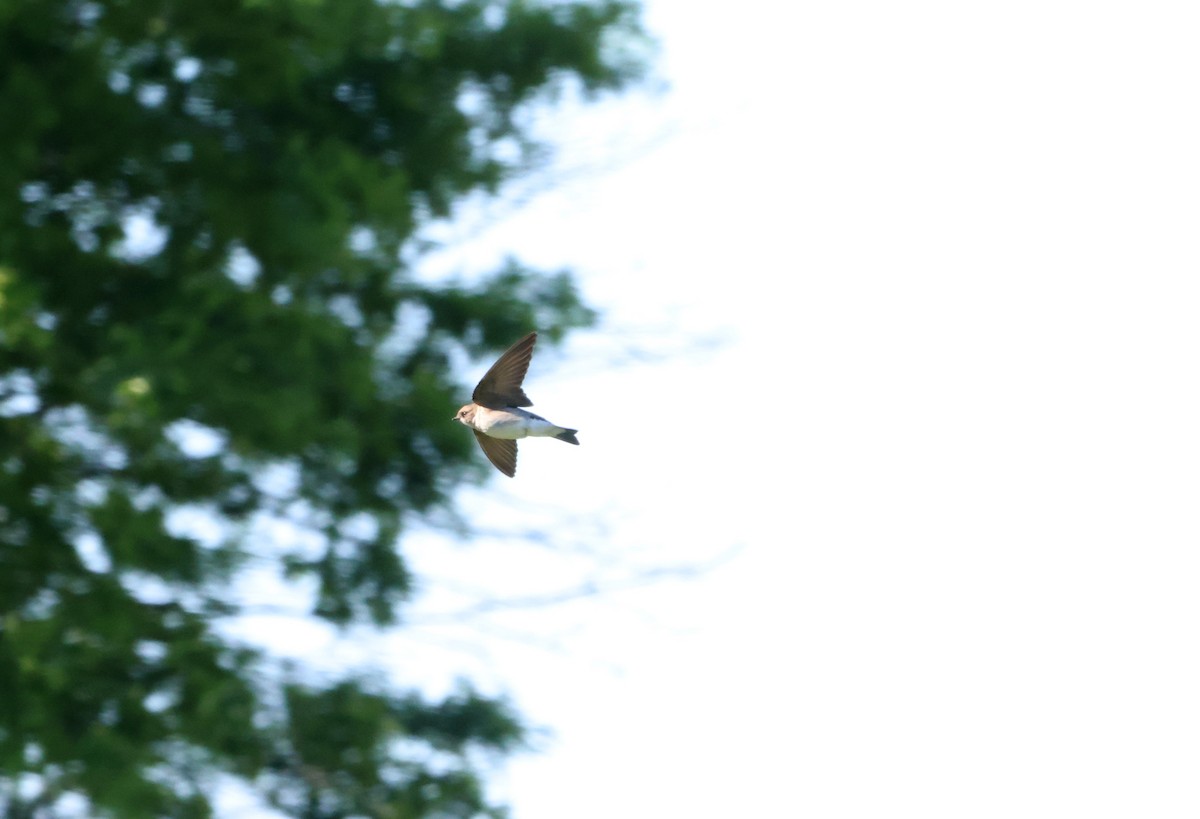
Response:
[454,331,579,477]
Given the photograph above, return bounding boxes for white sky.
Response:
[226,1,1200,817]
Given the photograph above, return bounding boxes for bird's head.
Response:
[453,404,476,425]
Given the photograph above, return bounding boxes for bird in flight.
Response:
[454,331,579,477]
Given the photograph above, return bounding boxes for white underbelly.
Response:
[478,411,557,439]
[482,419,528,439]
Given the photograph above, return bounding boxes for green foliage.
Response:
[0,0,646,815]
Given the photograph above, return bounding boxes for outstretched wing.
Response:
[473,431,518,477]
[472,332,536,409]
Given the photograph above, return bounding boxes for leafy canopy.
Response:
[0,0,646,815]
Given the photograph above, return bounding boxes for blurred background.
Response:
[2,1,1198,817]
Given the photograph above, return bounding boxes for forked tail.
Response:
[555,428,580,445]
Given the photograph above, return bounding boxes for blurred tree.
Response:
[0,0,646,815]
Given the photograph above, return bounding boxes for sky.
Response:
[225,1,1200,817]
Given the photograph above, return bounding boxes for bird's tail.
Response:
[554,428,580,445]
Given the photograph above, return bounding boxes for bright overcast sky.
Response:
[226,1,1200,817]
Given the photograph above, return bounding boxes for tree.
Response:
[0,0,647,815]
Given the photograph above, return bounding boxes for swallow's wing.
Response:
[472,332,536,409]
[473,431,517,477]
